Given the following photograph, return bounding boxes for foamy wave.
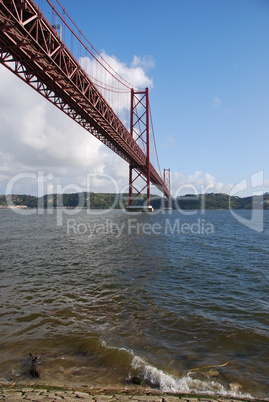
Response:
[100,341,253,399]
[131,356,253,399]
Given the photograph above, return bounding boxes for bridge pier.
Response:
[127,88,154,212]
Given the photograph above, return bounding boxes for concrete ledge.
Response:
[125,205,154,213]
[0,385,259,402]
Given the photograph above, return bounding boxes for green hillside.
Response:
[0,192,268,210]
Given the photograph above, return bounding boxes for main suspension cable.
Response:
[53,0,137,91]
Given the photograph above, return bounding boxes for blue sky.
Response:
[0,0,268,196]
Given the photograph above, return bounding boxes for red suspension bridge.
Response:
[0,0,171,210]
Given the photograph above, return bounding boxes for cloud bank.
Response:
[0,53,231,198]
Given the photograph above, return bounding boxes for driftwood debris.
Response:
[29,353,40,377]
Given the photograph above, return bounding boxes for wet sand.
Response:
[0,384,259,402]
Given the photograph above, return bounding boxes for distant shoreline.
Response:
[1,192,268,210]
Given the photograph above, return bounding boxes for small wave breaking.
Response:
[130,355,253,399]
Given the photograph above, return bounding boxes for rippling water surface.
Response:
[0,209,268,399]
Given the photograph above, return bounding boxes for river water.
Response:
[0,208,268,399]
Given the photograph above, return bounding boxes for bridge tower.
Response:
[127,88,154,212]
[163,168,172,209]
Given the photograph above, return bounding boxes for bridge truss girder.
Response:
[0,0,170,198]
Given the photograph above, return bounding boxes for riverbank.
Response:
[0,385,260,402]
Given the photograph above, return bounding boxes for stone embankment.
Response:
[0,386,256,402]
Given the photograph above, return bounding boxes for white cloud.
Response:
[131,55,155,71]
[0,63,133,195]
[0,47,159,197]
[0,60,242,199]
[0,66,251,198]
[171,170,232,196]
